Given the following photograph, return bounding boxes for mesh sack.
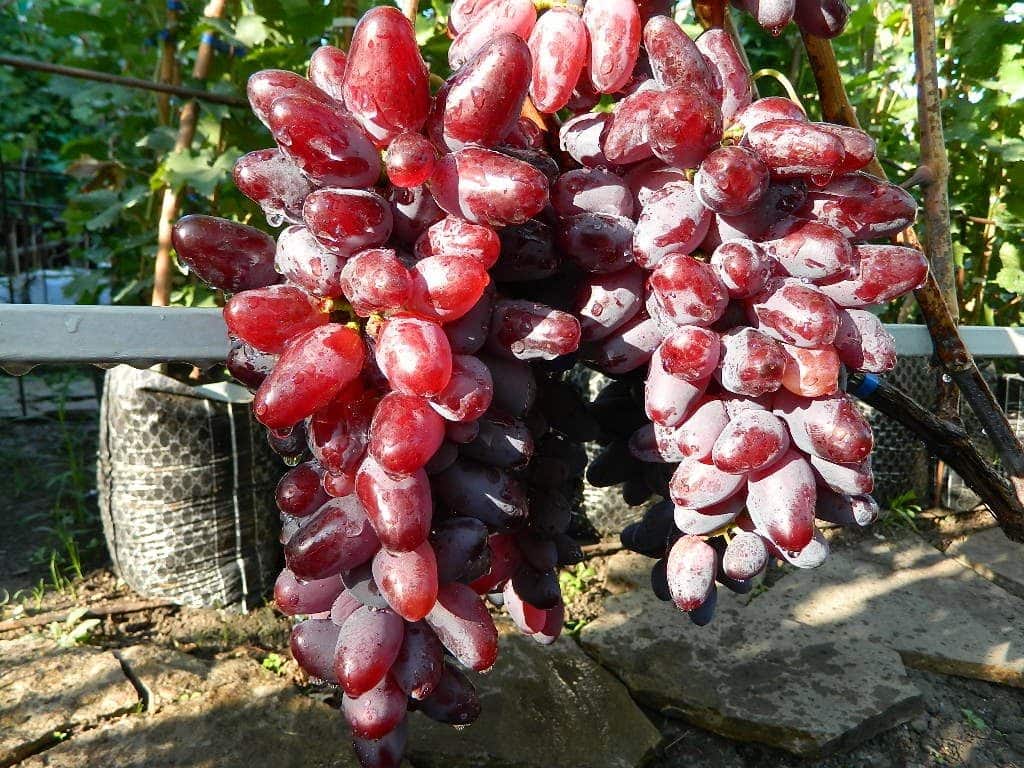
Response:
[97,365,280,609]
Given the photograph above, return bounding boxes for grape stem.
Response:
[750,68,805,112]
[801,31,1024,540]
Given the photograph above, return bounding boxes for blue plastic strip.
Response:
[851,373,881,400]
[201,31,217,44]
[167,0,185,9]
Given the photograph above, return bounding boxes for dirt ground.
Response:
[2,369,1022,768]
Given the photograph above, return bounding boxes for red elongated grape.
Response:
[702,179,809,249]
[503,579,547,634]
[432,517,491,584]
[670,456,746,509]
[666,535,716,611]
[392,621,444,700]
[644,15,718,95]
[773,528,829,568]
[275,569,342,616]
[666,397,730,460]
[223,285,326,354]
[793,0,850,38]
[629,423,679,462]
[815,245,929,308]
[488,299,581,361]
[710,240,772,299]
[246,69,335,128]
[448,0,536,68]
[352,719,407,768]
[645,345,707,427]
[510,564,560,609]
[733,96,807,132]
[418,662,481,726]
[385,133,437,189]
[815,123,875,175]
[233,149,313,226]
[342,674,407,740]
[372,544,439,622]
[429,355,493,422]
[695,146,769,215]
[435,459,529,529]
[479,354,537,415]
[356,457,433,552]
[408,255,490,322]
[780,343,840,397]
[505,116,545,150]
[583,0,641,93]
[558,213,636,274]
[462,412,534,468]
[324,471,356,498]
[291,619,341,683]
[428,147,548,227]
[603,86,659,165]
[389,185,445,246]
[531,601,564,645]
[415,217,500,270]
[276,461,330,517]
[633,181,712,269]
[796,172,917,240]
[650,253,729,328]
[695,29,752,125]
[376,316,453,397]
[743,119,846,184]
[468,533,522,594]
[426,582,500,672]
[774,389,873,464]
[275,225,345,298]
[284,495,381,580]
[712,409,789,474]
[308,388,375,478]
[445,285,495,355]
[716,327,787,397]
[433,34,531,151]
[673,498,742,535]
[341,561,390,610]
[748,278,839,348]
[528,9,588,113]
[268,423,309,463]
[449,0,501,34]
[585,313,665,374]
[834,309,896,373]
[552,169,635,219]
[303,188,392,258]
[307,45,347,100]
[735,0,795,34]
[253,325,365,429]
[269,96,380,188]
[624,161,689,209]
[722,531,769,581]
[227,340,276,389]
[369,393,445,476]
[343,7,430,146]
[746,449,816,551]
[576,266,645,342]
[171,215,278,293]
[559,112,613,169]
[766,219,854,281]
[816,489,878,527]
[339,249,411,316]
[811,454,874,495]
[648,85,723,168]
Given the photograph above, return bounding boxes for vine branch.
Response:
[801,32,1024,540]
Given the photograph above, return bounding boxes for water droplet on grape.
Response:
[941,373,952,383]
[266,211,285,228]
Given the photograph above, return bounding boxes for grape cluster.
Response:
[730,0,851,38]
[167,0,927,764]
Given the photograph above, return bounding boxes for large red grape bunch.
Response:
[166,0,928,763]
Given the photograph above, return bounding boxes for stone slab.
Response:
[0,635,139,767]
[760,537,1024,687]
[18,657,368,768]
[409,626,662,768]
[947,527,1024,601]
[580,552,923,757]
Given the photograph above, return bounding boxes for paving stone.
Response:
[580,551,922,757]
[947,527,1024,601]
[18,657,368,768]
[0,635,139,767]
[409,626,662,768]
[762,537,1024,686]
